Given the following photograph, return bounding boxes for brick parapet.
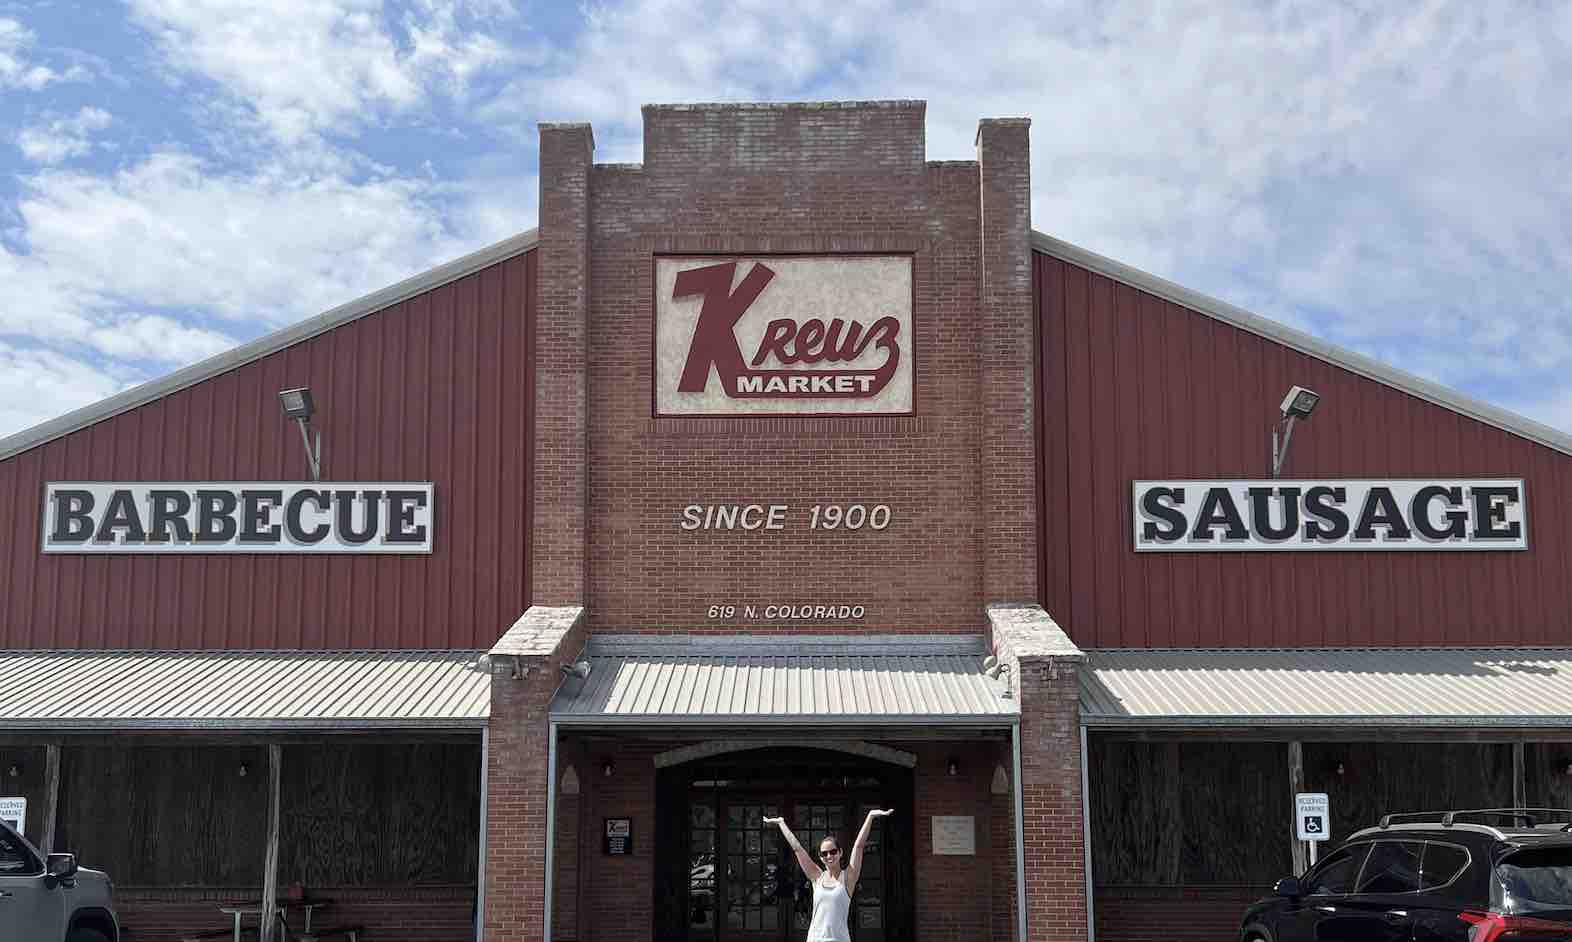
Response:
[533,122,593,604]
[977,119,1040,602]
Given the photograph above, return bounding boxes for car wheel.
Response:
[1242,930,1274,942]
[66,929,112,942]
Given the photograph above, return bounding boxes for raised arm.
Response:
[764,816,821,882]
[844,808,893,897]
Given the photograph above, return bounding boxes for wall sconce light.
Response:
[238,761,251,778]
[278,386,322,481]
[946,758,960,777]
[1558,758,1572,776]
[5,763,19,779]
[602,759,615,778]
[1325,760,1345,779]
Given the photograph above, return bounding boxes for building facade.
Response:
[2,99,1571,942]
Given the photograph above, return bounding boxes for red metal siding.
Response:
[1036,251,1572,648]
[0,250,535,650]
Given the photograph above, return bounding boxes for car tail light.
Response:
[1460,911,1572,941]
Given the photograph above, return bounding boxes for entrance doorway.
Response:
[654,748,913,942]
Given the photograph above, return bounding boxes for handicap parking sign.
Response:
[1296,793,1330,842]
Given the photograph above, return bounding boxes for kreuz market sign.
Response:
[1132,479,1526,552]
[42,483,434,554]
[654,256,914,415]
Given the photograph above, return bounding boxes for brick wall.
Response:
[1093,885,1262,942]
[903,741,1007,942]
[1018,666,1087,942]
[580,101,991,634]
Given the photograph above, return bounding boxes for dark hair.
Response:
[819,835,842,853]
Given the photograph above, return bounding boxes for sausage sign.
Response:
[42,482,434,554]
[1132,479,1526,552]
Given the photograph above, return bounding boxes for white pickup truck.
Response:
[0,819,118,942]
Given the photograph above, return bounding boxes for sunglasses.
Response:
[820,849,840,857]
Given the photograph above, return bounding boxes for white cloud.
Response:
[0,343,131,437]
[128,0,527,144]
[492,0,1572,408]
[0,17,86,90]
[17,107,113,164]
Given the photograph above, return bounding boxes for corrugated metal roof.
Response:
[0,650,489,730]
[550,635,1017,727]
[1082,648,1572,728]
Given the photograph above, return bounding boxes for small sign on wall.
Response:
[931,815,975,855]
[0,797,25,834]
[604,817,633,855]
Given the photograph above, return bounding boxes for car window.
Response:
[1356,841,1423,894]
[1419,842,1469,890]
[1305,844,1372,896]
[0,826,40,876]
[1495,846,1572,914]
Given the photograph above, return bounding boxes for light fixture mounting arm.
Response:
[1271,414,1299,479]
[294,416,322,481]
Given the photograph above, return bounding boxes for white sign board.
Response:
[1296,793,1330,842]
[42,483,434,554]
[931,815,976,855]
[0,797,25,834]
[655,256,914,415]
[1133,479,1527,552]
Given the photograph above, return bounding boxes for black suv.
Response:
[1240,808,1572,941]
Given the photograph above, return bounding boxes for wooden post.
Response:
[260,744,282,942]
[1514,741,1527,809]
[1288,741,1307,876]
[41,744,60,855]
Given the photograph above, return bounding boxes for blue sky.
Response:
[2,1,1571,438]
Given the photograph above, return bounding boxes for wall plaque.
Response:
[931,815,975,855]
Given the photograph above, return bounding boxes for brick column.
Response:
[976,118,1038,603]
[534,122,593,604]
[988,604,1087,942]
[483,606,589,939]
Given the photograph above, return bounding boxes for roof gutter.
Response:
[548,712,1020,729]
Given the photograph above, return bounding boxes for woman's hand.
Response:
[763,816,784,827]
[868,808,895,819]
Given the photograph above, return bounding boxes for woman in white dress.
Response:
[763,808,894,942]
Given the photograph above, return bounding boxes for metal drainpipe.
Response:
[544,720,558,942]
[1013,722,1028,942]
[475,726,489,942]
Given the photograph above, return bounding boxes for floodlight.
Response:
[1279,385,1320,420]
[278,387,316,420]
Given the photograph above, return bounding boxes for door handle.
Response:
[1384,909,1408,920]
[1315,905,1336,913]
[0,890,12,898]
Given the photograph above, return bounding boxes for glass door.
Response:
[719,798,784,942]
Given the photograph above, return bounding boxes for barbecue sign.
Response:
[1132,479,1526,552]
[42,482,434,554]
[654,256,914,415]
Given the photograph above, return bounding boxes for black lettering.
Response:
[1302,486,1349,541]
[237,490,283,543]
[335,489,382,544]
[1412,485,1467,541]
[1471,485,1523,541]
[1247,486,1301,541]
[284,489,330,544]
[49,489,95,543]
[146,490,193,543]
[1139,487,1187,542]
[385,490,428,544]
[1353,487,1412,541]
[1191,488,1248,542]
[195,490,239,543]
[94,489,147,544]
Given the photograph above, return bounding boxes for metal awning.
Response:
[549,635,1018,727]
[1081,647,1572,728]
[0,650,490,730]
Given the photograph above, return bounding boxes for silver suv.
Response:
[0,819,118,942]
